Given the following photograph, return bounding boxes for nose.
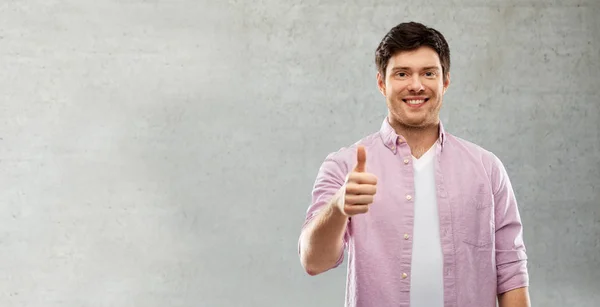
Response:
[407,75,424,92]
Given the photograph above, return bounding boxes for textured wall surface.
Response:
[0,0,598,306]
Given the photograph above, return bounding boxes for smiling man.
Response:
[298,22,530,307]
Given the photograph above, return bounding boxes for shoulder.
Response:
[444,132,509,190]
[445,133,502,165]
[322,131,381,171]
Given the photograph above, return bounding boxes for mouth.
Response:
[402,97,429,107]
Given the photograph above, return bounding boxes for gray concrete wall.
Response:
[0,0,598,306]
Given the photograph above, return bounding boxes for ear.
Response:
[442,72,450,94]
[377,72,386,96]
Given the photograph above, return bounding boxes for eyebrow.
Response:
[391,66,441,71]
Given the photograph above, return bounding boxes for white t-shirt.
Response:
[409,142,444,307]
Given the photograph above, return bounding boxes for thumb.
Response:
[354,145,366,172]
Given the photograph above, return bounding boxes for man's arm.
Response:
[299,145,376,276]
[498,286,530,307]
[299,188,348,275]
[490,153,530,303]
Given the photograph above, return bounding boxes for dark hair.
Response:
[375,22,450,81]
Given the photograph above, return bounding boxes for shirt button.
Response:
[402,273,408,279]
[403,158,409,164]
[404,234,410,240]
[406,195,412,201]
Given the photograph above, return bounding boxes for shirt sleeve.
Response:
[298,153,350,269]
[491,154,529,294]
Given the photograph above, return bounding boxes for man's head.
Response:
[375,22,451,129]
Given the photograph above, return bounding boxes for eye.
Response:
[396,72,407,77]
[424,71,437,77]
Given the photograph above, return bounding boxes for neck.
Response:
[389,119,440,159]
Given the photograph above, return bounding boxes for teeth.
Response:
[406,99,426,104]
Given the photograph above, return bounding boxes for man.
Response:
[298,22,530,307]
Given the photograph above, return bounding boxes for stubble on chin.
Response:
[388,102,440,133]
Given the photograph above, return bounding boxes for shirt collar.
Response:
[379,116,447,153]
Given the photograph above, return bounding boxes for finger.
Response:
[344,204,369,215]
[345,182,377,195]
[345,194,374,205]
[354,145,366,172]
[348,172,378,185]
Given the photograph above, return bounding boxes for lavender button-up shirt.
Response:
[300,118,529,307]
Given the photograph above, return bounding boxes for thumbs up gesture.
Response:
[338,145,378,216]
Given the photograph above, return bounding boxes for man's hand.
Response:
[336,145,378,216]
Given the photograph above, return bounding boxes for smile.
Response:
[402,98,429,105]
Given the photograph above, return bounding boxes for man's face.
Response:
[377,46,450,129]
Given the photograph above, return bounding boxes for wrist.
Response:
[328,188,347,218]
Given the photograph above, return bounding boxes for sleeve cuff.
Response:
[497,259,529,294]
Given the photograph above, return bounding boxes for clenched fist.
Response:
[337,145,378,216]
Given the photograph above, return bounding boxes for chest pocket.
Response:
[456,191,494,247]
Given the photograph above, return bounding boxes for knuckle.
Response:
[344,195,352,204]
[346,183,358,193]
